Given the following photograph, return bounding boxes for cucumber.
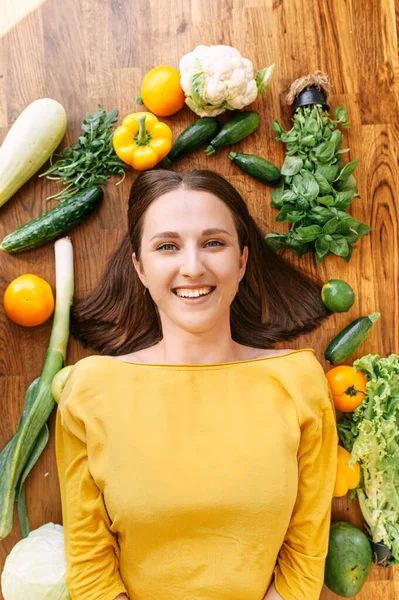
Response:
[324,312,380,365]
[164,118,220,165]
[228,152,281,185]
[205,111,260,156]
[0,186,103,253]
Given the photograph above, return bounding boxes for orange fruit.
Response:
[326,365,368,412]
[4,274,55,327]
[140,66,185,117]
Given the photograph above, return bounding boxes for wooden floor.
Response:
[1,0,399,598]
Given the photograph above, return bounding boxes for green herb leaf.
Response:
[271,181,285,208]
[334,190,355,209]
[265,233,287,251]
[40,105,128,202]
[276,204,306,223]
[295,224,322,242]
[335,158,359,182]
[314,171,332,193]
[272,120,284,135]
[322,217,340,234]
[281,155,303,176]
[316,164,339,183]
[292,171,319,201]
[308,206,334,225]
[329,234,349,256]
[318,195,335,207]
[315,141,336,163]
[315,235,331,259]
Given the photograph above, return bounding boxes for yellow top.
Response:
[55,349,338,600]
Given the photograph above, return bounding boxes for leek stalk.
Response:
[0,237,74,540]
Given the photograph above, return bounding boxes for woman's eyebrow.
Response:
[150,228,232,241]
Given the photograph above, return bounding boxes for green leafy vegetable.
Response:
[267,104,370,265]
[337,354,399,565]
[40,105,127,202]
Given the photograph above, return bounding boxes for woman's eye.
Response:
[205,240,225,248]
[157,243,176,251]
[156,240,225,251]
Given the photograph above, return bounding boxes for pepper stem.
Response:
[137,115,148,144]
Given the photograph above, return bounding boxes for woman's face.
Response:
[132,187,248,335]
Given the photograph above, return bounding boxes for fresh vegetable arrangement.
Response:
[40,106,127,202]
[266,75,371,265]
[0,238,74,540]
[337,354,399,565]
[0,55,389,600]
[179,44,274,117]
[0,99,67,208]
[1,523,71,599]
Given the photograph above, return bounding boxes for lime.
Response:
[321,279,355,312]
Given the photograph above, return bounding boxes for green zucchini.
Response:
[0,186,103,253]
[228,152,281,185]
[205,111,260,156]
[325,312,381,365]
[164,118,220,165]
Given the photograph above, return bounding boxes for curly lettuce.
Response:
[337,354,399,564]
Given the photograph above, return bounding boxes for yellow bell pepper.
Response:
[112,112,173,171]
[333,445,361,498]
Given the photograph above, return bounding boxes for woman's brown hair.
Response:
[71,169,331,354]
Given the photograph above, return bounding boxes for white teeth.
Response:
[175,287,213,298]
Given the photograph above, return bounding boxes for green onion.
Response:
[0,237,74,540]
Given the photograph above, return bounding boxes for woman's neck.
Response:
[153,334,245,365]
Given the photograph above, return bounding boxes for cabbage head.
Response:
[1,523,71,600]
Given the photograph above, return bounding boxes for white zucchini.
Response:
[0,98,67,208]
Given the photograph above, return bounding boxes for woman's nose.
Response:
[179,249,206,277]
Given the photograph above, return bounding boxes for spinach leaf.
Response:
[281,155,303,176]
[314,171,332,193]
[335,158,360,182]
[334,190,355,209]
[271,181,285,208]
[329,235,349,256]
[316,164,339,183]
[315,141,336,163]
[294,224,322,242]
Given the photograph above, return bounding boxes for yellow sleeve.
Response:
[55,363,128,600]
[273,380,338,600]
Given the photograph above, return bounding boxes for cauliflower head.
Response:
[179,45,274,117]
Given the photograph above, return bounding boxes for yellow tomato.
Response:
[333,445,361,498]
[326,365,368,412]
[140,66,185,117]
[3,274,54,327]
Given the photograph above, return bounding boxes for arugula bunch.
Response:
[40,105,128,202]
[337,354,399,565]
[266,104,371,266]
